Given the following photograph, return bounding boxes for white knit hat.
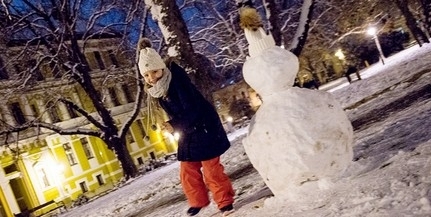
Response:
[239,7,276,57]
[138,47,166,76]
[244,27,276,57]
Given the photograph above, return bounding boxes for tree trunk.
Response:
[395,0,430,46]
[289,0,315,56]
[421,0,431,35]
[145,0,216,102]
[107,136,138,179]
[263,0,283,46]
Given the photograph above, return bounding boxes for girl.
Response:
[137,38,235,217]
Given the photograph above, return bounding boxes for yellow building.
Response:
[0,36,177,217]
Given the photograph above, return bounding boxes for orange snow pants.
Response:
[180,156,235,209]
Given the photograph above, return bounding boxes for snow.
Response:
[58,43,431,217]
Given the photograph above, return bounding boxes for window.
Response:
[108,87,120,106]
[3,164,18,174]
[80,138,93,159]
[93,51,105,70]
[66,103,78,118]
[149,152,156,160]
[137,157,144,165]
[126,131,135,144]
[136,120,146,137]
[30,104,40,119]
[29,59,44,81]
[108,50,119,67]
[10,102,26,125]
[0,58,9,80]
[36,167,50,187]
[63,143,77,166]
[47,101,61,123]
[96,174,104,186]
[79,181,88,193]
[122,84,134,103]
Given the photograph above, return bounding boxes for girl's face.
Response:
[143,69,163,85]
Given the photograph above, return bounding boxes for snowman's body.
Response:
[242,45,354,199]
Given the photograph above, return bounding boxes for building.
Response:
[0,35,177,217]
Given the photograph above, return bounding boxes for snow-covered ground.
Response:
[58,43,431,217]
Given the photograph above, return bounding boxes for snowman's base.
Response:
[262,179,335,212]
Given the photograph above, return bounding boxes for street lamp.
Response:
[226,116,234,133]
[334,49,345,61]
[367,27,385,65]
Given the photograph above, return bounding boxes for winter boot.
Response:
[186,207,203,216]
[220,204,234,216]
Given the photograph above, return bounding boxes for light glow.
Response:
[367,27,377,36]
[173,132,180,141]
[227,116,233,122]
[335,49,345,60]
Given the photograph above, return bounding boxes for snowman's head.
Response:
[243,47,299,98]
[240,7,300,98]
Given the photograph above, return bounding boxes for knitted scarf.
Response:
[147,68,172,98]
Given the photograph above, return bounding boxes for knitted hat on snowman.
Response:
[137,38,167,76]
[239,7,276,57]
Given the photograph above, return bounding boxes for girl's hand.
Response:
[161,122,174,133]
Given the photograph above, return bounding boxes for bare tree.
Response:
[288,0,316,56]
[263,0,283,46]
[186,0,248,83]
[0,0,147,179]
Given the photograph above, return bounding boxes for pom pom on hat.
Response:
[240,7,276,57]
[138,38,166,76]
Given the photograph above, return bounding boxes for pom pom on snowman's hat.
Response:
[240,7,276,57]
[137,38,166,76]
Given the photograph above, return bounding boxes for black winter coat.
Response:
[159,62,230,161]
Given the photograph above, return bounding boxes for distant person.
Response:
[345,65,362,83]
[302,78,319,89]
[137,38,235,217]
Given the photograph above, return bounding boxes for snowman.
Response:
[239,8,354,200]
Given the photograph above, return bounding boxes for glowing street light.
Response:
[367,27,385,65]
[335,49,345,61]
[226,116,234,133]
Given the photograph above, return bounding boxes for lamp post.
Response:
[226,116,234,133]
[367,27,385,65]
